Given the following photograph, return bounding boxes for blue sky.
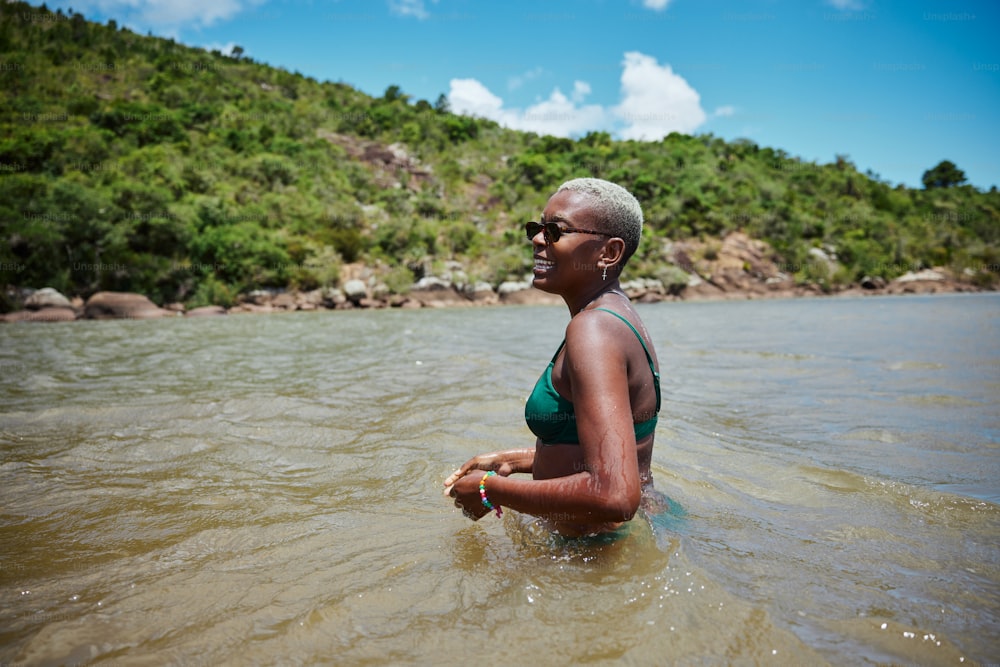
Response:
[35,0,1000,189]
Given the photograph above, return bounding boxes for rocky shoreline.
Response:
[1,268,989,323]
[3,233,993,322]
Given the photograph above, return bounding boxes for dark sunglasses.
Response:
[525,221,612,244]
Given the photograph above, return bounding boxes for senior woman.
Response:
[444,178,661,538]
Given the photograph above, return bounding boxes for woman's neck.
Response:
[568,282,627,316]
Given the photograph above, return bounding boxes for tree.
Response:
[383,85,408,103]
[581,131,612,147]
[922,160,967,189]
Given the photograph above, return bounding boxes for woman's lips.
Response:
[533,258,555,273]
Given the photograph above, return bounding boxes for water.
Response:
[1,293,998,666]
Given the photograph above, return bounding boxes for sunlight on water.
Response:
[1,294,998,665]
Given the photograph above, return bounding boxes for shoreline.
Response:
[1,273,993,322]
[5,231,995,322]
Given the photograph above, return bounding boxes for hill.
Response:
[1,1,997,312]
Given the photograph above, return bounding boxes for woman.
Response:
[444,178,661,538]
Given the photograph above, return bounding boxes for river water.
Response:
[1,293,998,666]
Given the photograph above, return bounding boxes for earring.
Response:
[602,266,608,281]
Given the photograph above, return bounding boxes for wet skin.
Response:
[446,188,660,537]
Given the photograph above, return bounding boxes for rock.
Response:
[497,280,532,295]
[498,284,562,305]
[860,276,886,290]
[665,231,780,298]
[228,303,274,314]
[271,293,296,310]
[388,294,428,309]
[409,287,468,307]
[765,273,791,285]
[636,292,668,304]
[413,276,452,291]
[321,287,347,308]
[884,268,955,295]
[298,289,325,307]
[765,278,796,296]
[1,307,77,322]
[316,131,433,192]
[84,292,171,320]
[186,305,227,317]
[894,269,945,283]
[385,295,423,308]
[164,302,186,313]
[244,289,274,306]
[343,279,368,303]
[682,280,727,301]
[467,282,499,305]
[621,278,665,301]
[24,287,72,310]
[808,247,833,263]
[449,270,469,291]
[409,276,469,307]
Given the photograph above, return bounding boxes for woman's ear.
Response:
[601,237,626,271]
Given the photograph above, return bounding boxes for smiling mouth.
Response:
[534,258,555,271]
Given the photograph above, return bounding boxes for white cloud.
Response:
[519,89,607,137]
[614,51,706,139]
[448,79,605,137]
[389,0,433,20]
[76,0,254,29]
[449,79,506,119]
[642,0,672,10]
[448,51,719,141]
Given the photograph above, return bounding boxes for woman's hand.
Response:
[442,448,532,494]
[443,449,533,521]
[447,471,493,521]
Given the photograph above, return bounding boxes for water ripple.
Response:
[1,296,998,665]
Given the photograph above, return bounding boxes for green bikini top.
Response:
[524,308,661,445]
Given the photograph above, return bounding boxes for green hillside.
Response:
[1,1,997,310]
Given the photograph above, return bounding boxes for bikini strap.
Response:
[550,339,567,364]
[594,307,661,413]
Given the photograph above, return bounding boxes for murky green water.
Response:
[2,293,998,665]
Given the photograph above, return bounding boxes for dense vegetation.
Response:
[1,2,997,310]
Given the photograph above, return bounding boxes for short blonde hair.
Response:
[556,178,644,262]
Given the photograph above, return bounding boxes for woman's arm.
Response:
[442,448,535,492]
[450,312,641,523]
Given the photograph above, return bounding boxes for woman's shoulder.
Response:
[567,305,655,360]
[564,306,634,350]
[570,303,642,327]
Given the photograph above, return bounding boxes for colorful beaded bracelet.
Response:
[479,471,502,518]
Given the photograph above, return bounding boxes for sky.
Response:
[32,0,1000,190]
